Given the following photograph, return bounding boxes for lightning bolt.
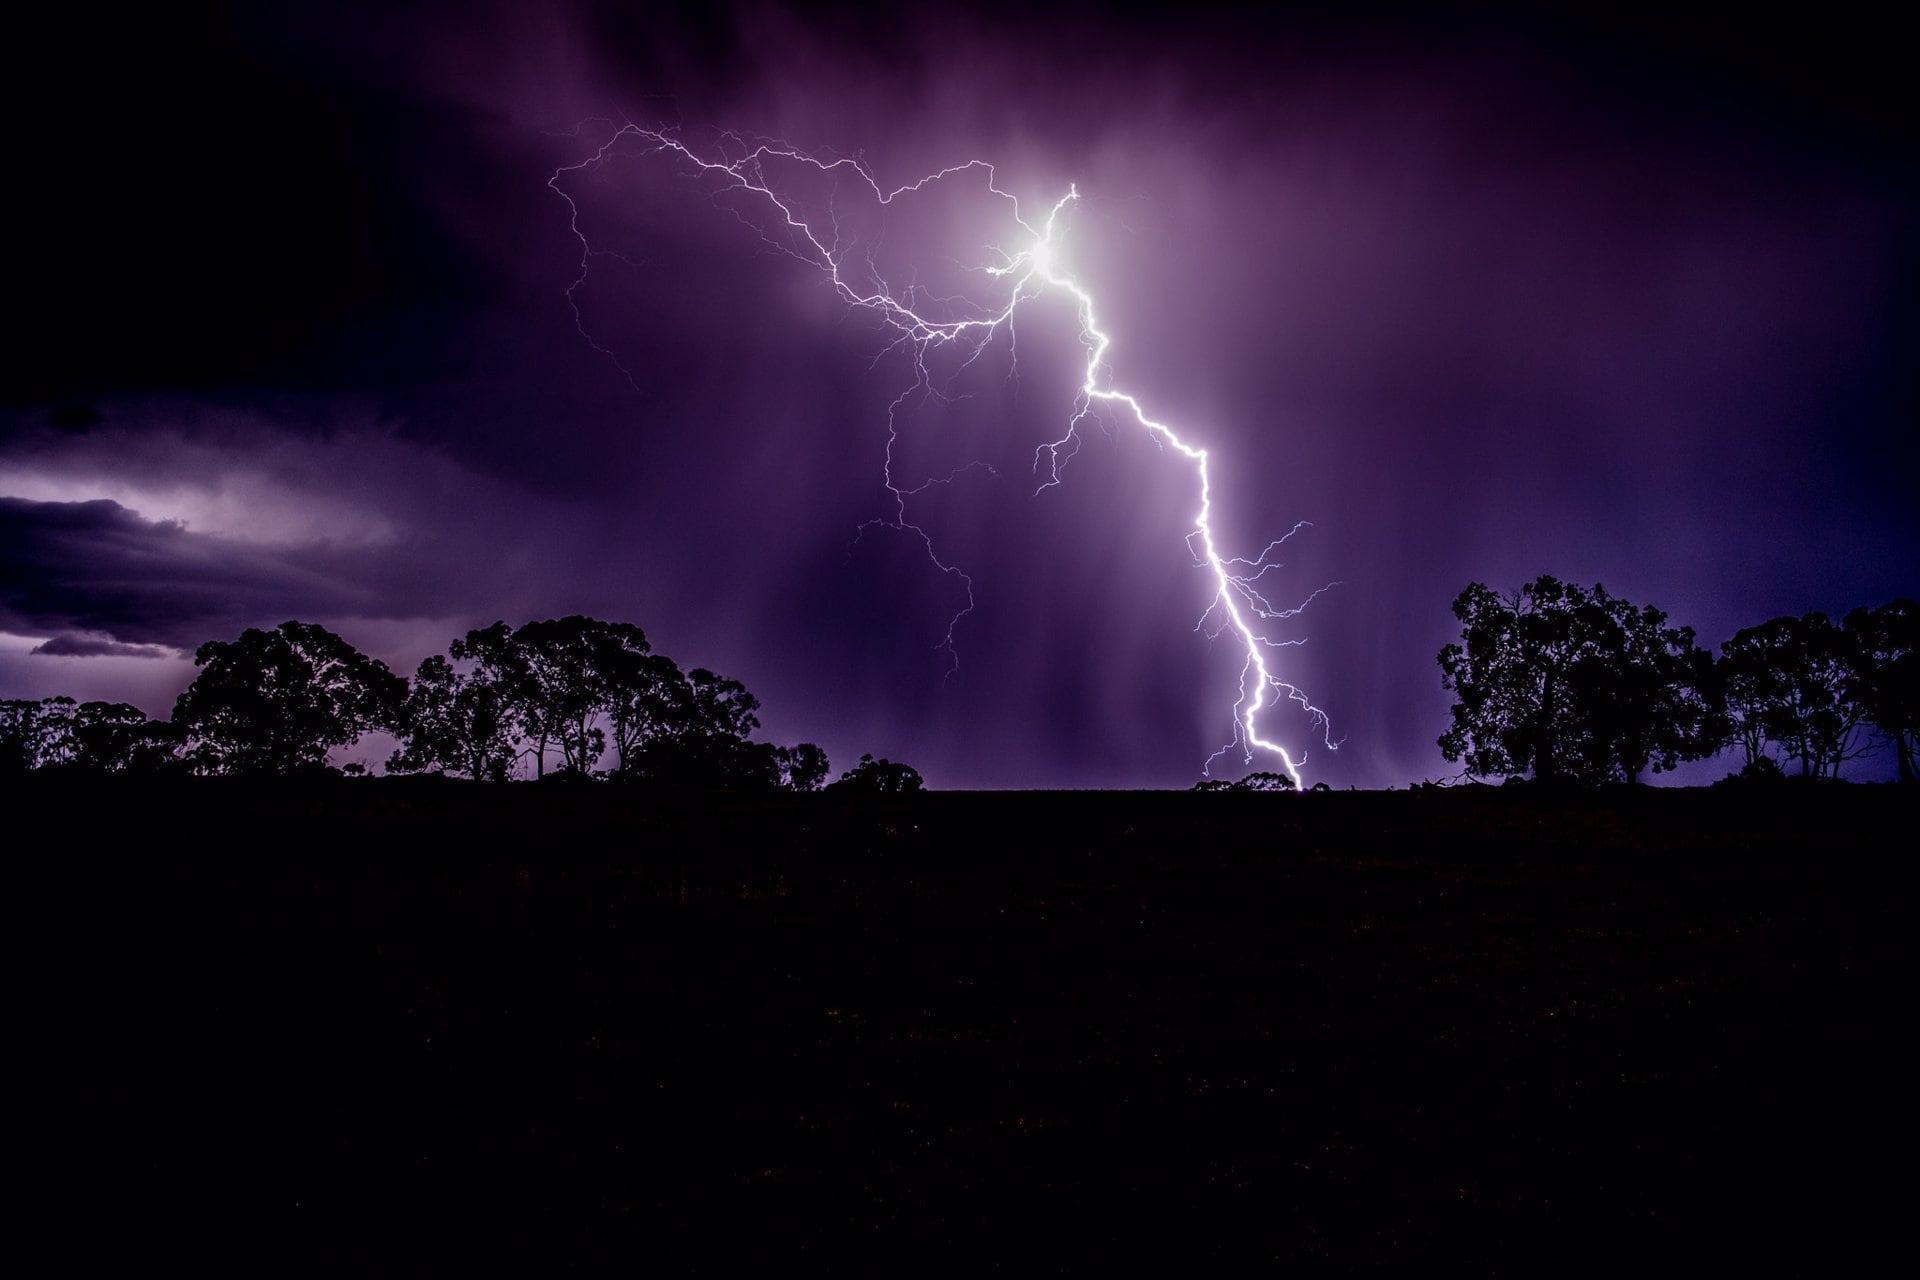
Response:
[550,123,1338,786]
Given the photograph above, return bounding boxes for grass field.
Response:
[24,779,1903,1267]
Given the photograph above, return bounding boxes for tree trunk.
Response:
[1535,677,1557,782]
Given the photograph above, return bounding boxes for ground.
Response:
[22,779,1903,1266]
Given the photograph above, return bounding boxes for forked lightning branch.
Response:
[551,123,1337,785]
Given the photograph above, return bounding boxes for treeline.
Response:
[0,617,923,793]
[1439,577,1916,785]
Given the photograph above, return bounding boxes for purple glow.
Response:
[3,3,1913,786]
[552,132,1336,782]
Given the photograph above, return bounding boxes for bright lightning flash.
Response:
[551,124,1338,786]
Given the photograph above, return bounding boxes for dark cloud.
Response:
[0,404,661,653]
[29,633,172,659]
[0,498,381,648]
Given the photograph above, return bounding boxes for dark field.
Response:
[25,780,1904,1267]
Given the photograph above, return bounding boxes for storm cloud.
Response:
[29,634,174,659]
[6,1,1913,785]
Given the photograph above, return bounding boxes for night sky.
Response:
[5,1,1913,788]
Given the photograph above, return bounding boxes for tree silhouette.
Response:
[1718,613,1871,779]
[501,617,652,777]
[72,700,179,772]
[34,695,80,766]
[775,742,831,792]
[1,697,76,770]
[601,649,686,772]
[1845,599,1917,782]
[504,617,600,776]
[684,668,762,740]
[173,621,405,776]
[621,666,783,787]
[387,616,823,790]
[0,701,35,772]
[387,654,519,781]
[1438,577,1716,784]
[830,753,924,794]
[10,611,864,791]
[1190,771,1296,792]
[1579,598,1720,782]
[1718,623,1784,770]
[0,696,173,771]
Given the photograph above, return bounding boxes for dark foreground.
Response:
[24,780,1904,1268]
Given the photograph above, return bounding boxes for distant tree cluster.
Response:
[1192,771,1301,793]
[3,616,915,791]
[830,753,925,795]
[1439,578,1915,784]
[0,696,180,773]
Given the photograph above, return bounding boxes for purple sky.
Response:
[4,2,1913,787]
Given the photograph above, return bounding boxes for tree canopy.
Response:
[173,620,407,776]
[1438,577,1718,784]
[829,754,924,795]
[381,616,839,791]
[6,614,889,788]
[1720,611,1875,780]
[1441,581,1915,785]
[3,696,180,773]
[6,591,1911,787]
[1845,599,1917,783]
[387,653,521,782]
